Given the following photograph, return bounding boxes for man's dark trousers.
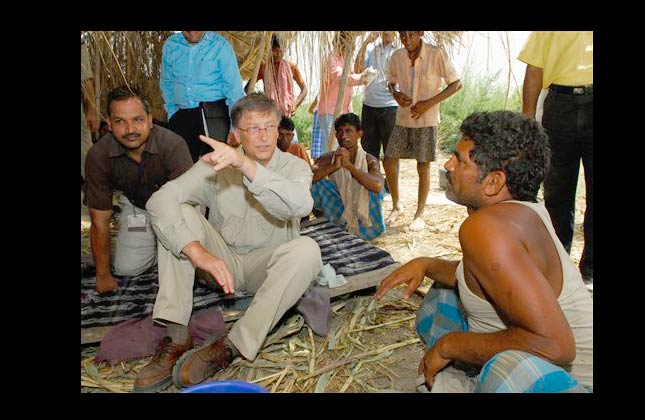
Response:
[542,89,593,279]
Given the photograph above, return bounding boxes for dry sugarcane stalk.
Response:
[373,364,395,388]
[262,314,304,347]
[331,302,347,313]
[398,297,420,309]
[339,361,363,392]
[344,333,364,349]
[348,298,366,331]
[245,365,256,382]
[260,353,306,365]
[80,375,128,393]
[308,327,316,375]
[270,366,291,393]
[313,370,334,393]
[299,338,420,381]
[252,369,286,385]
[376,361,400,379]
[283,374,297,393]
[353,376,381,393]
[346,315,416,333]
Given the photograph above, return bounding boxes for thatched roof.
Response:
[82,31,464,122]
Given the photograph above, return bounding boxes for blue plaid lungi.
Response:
[310,110,323,159]
[416,286,592,393]
[311,179,385,241]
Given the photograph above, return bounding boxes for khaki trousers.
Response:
[113,195,157,276]
[153,204,322,360]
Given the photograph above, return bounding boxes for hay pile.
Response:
[81,291,425,393]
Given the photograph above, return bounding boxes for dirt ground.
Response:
[80,151,587,393]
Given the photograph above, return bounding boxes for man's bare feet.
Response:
[385,208,403,225]
[408,217,425,232]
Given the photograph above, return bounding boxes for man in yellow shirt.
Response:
[518,31,593,291]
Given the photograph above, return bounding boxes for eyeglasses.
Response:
[237,124,278,136]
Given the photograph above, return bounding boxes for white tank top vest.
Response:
[455,200,593,387]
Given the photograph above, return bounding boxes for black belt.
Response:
[178,99,228,112]
[549,84,593,96]
[199,99,227,110]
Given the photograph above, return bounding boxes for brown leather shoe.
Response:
[172,332,233,388]
[134,336,193,393]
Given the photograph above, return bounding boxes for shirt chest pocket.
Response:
[220,212,274,251]
[214,186,274,250]
[197,50,220,80]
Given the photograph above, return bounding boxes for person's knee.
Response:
[289,237,322,272]
[179,203,200,218]
[178,203,209,236]
[414,309,429,339]
[414,288,440,343]
[299,236,322,262]
[477,350,548,393]
[113,252,156,277]
[383,158,397,171]
[417,161,430,174]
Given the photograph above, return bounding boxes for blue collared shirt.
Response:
[160,32,244,118]
[363,43,398,108]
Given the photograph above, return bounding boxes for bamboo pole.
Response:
[94,37,102,124]
[503,31,511,110]
[248,31,273,93]
[327,33,357,152]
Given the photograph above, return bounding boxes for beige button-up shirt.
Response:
[388,42,460,128]
[146,148,314,257]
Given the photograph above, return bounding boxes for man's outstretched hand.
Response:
[374,257,428,300]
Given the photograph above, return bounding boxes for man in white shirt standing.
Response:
[354,32,398,195]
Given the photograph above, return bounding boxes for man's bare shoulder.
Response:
[459,204,525,246]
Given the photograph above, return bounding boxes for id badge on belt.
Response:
[127,214,147,231]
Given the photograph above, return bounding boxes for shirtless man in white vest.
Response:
[376,111,593,393]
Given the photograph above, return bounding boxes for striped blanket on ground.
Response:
[81,217,395,329]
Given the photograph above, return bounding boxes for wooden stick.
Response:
[247,31,273,93]
[327,33,357,152]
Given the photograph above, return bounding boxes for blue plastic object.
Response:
[180,380,269,393]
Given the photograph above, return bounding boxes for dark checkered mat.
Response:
[81,217,395,329]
